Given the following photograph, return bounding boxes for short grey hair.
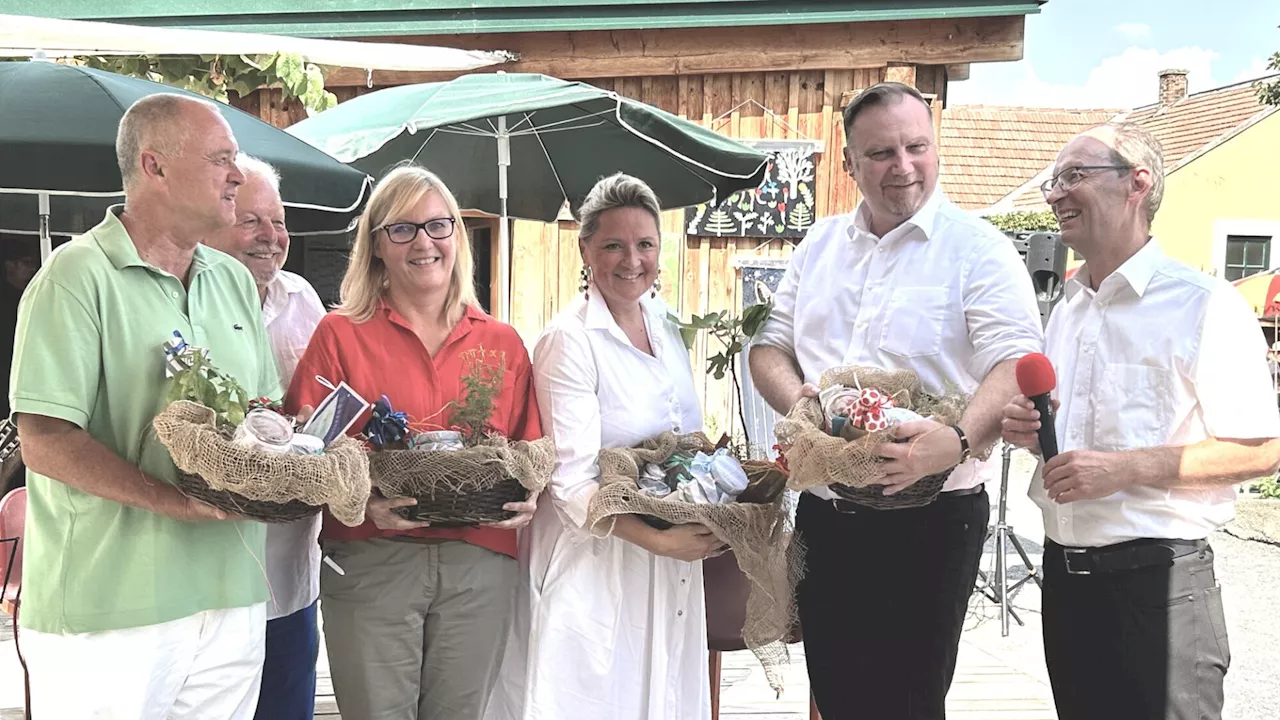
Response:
[116,94,216,191]
[577,173,662,242]
[842,82,931,143]
[236,154,281,193]
[1090,122,1165,224]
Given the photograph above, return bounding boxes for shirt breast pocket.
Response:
[1093,364,1173,451]
[879,287,947,359]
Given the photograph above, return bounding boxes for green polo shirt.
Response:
[8,208,280,634]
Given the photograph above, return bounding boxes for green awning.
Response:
[12,1,1045,37]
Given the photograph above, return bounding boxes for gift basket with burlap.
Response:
[152,333,370,526]
[587,431,799,693]
[774,365,970,510]
[364,347,554,527]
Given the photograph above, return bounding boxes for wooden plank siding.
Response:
[542,67,888,437]
[237,65,923,438]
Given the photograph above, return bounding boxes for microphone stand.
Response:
[974,442,1043,636]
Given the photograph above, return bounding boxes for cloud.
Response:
[1115,22,1151,40]
[950,46,1220,109]
[1232,56,1275,84]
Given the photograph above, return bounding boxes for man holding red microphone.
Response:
[1002,122,1280,720]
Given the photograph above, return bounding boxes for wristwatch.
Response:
[950,424,971,464]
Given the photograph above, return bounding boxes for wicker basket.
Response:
[367,440,553,528]
[828,469,952,510]
[177,472,321,523]
[636,438,789,530]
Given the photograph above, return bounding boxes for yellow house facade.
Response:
[1153,110,1280,277]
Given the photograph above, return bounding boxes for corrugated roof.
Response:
[8,1,1046,36]
[987,74,1279,212]
[939,105,1120,209]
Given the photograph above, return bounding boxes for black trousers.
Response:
[1042,540,1230,720]
[796,489,990,720]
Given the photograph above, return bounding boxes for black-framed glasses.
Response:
[1039,165,1131,198]
[377,218,456,244]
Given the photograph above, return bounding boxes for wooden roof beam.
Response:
[324,16,1025,87]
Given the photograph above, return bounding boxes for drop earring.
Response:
[579,264,593,300]
[651,268,662,299]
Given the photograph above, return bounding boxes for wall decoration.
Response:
[685,141,818,239]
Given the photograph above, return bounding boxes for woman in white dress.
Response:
[485,173,723,720]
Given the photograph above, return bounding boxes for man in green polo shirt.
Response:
[9,94,279,718]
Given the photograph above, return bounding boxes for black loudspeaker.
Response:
[1006,231,1068,326]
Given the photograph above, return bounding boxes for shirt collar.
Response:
[1067,238,1164,301]
[583,285,663,331]
[848,186,944,243]
[94,204,220,277]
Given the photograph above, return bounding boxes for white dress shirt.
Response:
[485,287,711,720]
[261,270,327,620]
[756,189,1044,496]
[1034,240,1280,547]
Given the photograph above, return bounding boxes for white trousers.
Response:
[21,603,266,719]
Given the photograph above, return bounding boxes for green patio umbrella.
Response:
[0,59,373,259]
[287,72,769,320]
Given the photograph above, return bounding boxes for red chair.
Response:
[704,550,820,719]
[0,487,30,718]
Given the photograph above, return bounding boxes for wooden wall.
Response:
[504,67,891,438]
[241,63,956,439]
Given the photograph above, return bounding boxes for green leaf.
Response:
[678,326,698,350]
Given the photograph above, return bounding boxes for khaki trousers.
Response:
[320,538,516,720]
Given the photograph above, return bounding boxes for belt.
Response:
[828,484,984,513]
[1048,538,1208,576]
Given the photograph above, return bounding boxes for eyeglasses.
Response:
[1039,165,1131,198]
[377,218,456,244]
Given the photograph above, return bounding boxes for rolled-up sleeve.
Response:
[532,323,602,538]
[1194,285,1280,439]
[961,238,1045,380]
[753,239,808,355]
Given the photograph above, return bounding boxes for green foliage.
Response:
[1253,474,1280,500]
[670,301,773,446]
[1256,51,1280,107]
[73,52,337,113]
[984,209,1060,233]
[164,347,251,430]
[447,347,507,441]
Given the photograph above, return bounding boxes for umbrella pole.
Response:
[38,192,52,263]
[497,116,512,323]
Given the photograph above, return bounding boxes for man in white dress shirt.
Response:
[1002,123,1280,720]
[750,82,1044,718]
[205,155,327,720]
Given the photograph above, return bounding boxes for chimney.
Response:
[1159,69,1188,108]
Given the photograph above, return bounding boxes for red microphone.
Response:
[1015,353,1059,460]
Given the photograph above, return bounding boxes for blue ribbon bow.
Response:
[364,395,410,446]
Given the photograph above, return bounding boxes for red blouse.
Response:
[285,301,541,558]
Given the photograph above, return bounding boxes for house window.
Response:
[1225,235,1271,281]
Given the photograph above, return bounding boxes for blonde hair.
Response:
[337,164,478,324]
[577,172,662,243]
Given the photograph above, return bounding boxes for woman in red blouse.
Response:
[285,165,540,720]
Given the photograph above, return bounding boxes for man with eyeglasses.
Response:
[750,82,1044,719]
[1002,122,1280,720]
[204,155,327,720]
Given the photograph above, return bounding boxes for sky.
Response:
[948,0,1279,109]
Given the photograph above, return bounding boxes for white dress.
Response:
[485,287,711,720]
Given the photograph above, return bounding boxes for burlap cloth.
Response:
[587,432,799,694]
[369,436,555,500]
[153,400,371,526]
[774,366,968,492]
